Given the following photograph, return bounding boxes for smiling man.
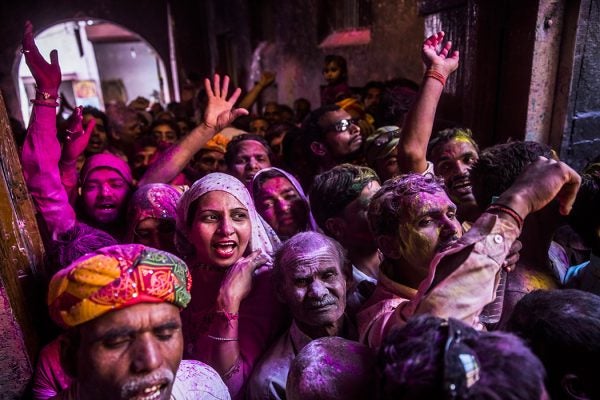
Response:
[427,128,481,223]
[47,244,230,400]
[246,232,355,400]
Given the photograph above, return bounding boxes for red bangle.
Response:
[487,204,524,230]
[424,69,447,86]
[214,309,239,326]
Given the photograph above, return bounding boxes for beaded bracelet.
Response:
[424,69,447,86]
[206,334,239,342]
[487,203,524,230]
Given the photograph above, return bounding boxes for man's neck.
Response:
[296,315,346,339]
[382,258,426,290]
[347,246,381,280]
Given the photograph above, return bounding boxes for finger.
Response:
[450,50,460,60]
[227,87,243,104]
[221,75,230,98]
[557,166,581,215]
[204,77,214,97]
[84,115,96,137]
[50,49,59,66]
[231,108,250,119]
[213,74,221,98]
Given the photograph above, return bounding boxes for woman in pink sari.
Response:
[176,172,288,399]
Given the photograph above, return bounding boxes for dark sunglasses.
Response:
[442,319,481,399]
[326,118,359,133]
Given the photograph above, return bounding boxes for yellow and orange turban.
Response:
[48,244,192,329]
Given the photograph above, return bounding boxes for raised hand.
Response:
[257,71,276,88]
[62,106,95,161]
[217,249,271,311]
[203,74,249,132]
[22,20,61,97]
[498,157,581,218]
[422,31,459,78]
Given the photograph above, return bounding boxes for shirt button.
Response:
[493,234,504,244]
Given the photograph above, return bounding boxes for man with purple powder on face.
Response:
[246,232,356,400]
[358,156,581,349]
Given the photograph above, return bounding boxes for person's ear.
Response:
[310,141,328,157]
[324,217,345,240]
[561,374,591,400]
[376,234,401,259]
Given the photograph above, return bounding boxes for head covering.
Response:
[202,133,230,154]
[252,167,319,233]
[48,244,191,329]
[364,125,402,167]
[125,184,182,242]
[336,97,374,125]
[175,173,280,260]
[80,153,133,187]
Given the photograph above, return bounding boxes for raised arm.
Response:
[139,74,248,185]
[59,106,95,204]
[237,71,276,111]
[397,31,459,174]
[20,21,77,239]
[406,158,580,325]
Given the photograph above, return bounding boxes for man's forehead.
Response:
[402,191,454,219]
[433,137,478,160]
[87,168,124,181]
[318,109,350,128]
[83,302,180,336]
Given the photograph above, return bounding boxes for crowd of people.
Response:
[13,20,600,400]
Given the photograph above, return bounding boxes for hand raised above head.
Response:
[257,71,276,88]
[202,74,249,132]
[62,106,94,162]
[22,20,61,97]
[422,31,459,78]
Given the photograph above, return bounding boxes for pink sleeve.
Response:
[22,105,76,239]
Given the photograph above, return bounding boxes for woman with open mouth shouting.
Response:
[175,172,287,399]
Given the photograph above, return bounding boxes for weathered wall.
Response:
[248,0,424,108]
[559,0,600,170]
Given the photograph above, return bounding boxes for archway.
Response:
[17,19,170,121]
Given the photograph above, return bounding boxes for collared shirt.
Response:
[246,316,357,400]
[246,321,315,400]
[357,212,520,348]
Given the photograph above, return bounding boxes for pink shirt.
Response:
[358,213,520,348]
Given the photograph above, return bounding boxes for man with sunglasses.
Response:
[303,104,364,174]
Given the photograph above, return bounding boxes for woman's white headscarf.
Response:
[175,173,280,261]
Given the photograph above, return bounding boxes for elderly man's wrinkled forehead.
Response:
[277,232,343,270]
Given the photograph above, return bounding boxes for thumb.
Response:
[231,108,249,119]
[50,49,59,66]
